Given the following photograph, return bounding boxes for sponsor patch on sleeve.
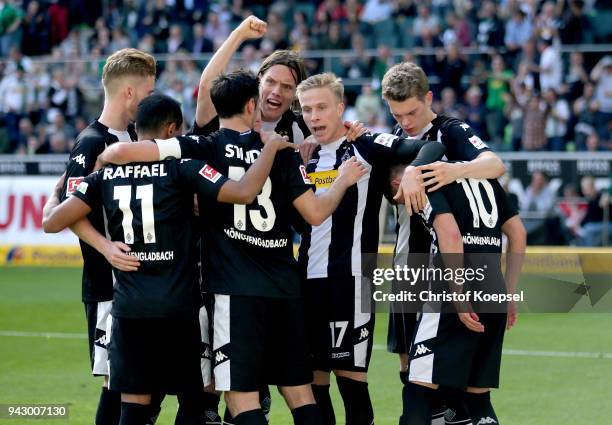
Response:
[67,177,84,195]
[199,164,222,183]
[76,182,88,195]
[373,133,398,148]
[299,165,312,184]
[308,170,338,190]
[469,135,487,150]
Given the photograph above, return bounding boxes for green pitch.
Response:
[1,267,611,425]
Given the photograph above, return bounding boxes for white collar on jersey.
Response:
[261,118,281,133]
[107,127,132,142]
[408,122,434,140]
[320,135,346,152]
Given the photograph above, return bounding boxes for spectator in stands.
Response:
[48,130,69,153]
[590,55,612,141]
[476,1,505,51]
[165,24,188,54]
[560,0,594,44]
[538,36,562,93]
[372,45,394,83]
[438,87,462,119]
[504,8,533,65]
[44,112,75,143]
[558,182,586,240]
[16,116,36,151]
[109,28,131,53]
[462,85,488,140]
[137,33,156,54]
[316,0,347,24]
[361,0,394,24]
[573,82,600,150]
[515,38,539,91]
[435,43,467,97]
[414,5,440,38]
[318,21,349,50]
[534,1,561,41]
[520,171,558,214]
[355,83,383,123]
[48,0,69,47]
[441,10,472,47]
[20,1,49,57]
[342,34,371,79]
[0,64,28,150]
[578,175,611,246]
[521,91,549,150]
[486,54,513,148]
[191,22,213,54]
[0,0,23,57]
[564,51,590,102]
[543,88,570,151]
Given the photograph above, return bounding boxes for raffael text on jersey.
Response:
[372,290,525,303]
[102,164,168,180]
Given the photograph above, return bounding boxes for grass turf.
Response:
[1,267,611,424]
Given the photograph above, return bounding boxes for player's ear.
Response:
[166,122,178,138]
[425,91,433,107]
[337,101,345,117]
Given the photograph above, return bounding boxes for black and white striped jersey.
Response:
[391,114,492,256]
[60,120,136,303]
[297,133,445,280]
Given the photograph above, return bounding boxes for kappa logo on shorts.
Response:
[359,328,369,340]
[477,418,498,425]
[94,329,107,348]
[214,350,228,364]
[199,164,222,183]
[414,343,431,356]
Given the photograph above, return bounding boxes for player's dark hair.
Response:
[258,50,308,87]
[136,93,183,135]
[210,69,259,118]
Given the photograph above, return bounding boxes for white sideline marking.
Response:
[0,330,87,339]
[372,344,612,359]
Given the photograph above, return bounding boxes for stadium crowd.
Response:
[0,0,611,156]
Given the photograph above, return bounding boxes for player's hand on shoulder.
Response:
[296,136,318,163]
[417,161,462,192]
[394,165,428,216]
[102,240,140,272]
[344,120,368,142]
[338,156,367,185]
[235,16,267,40]
[260,131,292,151]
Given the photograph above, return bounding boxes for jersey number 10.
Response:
[229,166,276,232]
[456,178,498,228]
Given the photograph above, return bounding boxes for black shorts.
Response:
[108,314,203,395]
[212,294,312,392]
[408,312,506,389]
[84,301,112,376]
[303,276,375,372]
[387,311,417,355]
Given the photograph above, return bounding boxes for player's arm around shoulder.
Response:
[293,157,367,226]
[98,140,162,166]
[419,122,505,192]
[217,133,293,204]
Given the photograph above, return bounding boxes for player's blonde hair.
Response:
[296,72,344,102]
[381,62,429,102]
[102,48,156,94]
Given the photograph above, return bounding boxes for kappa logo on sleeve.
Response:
[373,133,398,148]
[199,164,222,183]
[299,165,312,184]
[72,154,86,167]
[66,177,84,195]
